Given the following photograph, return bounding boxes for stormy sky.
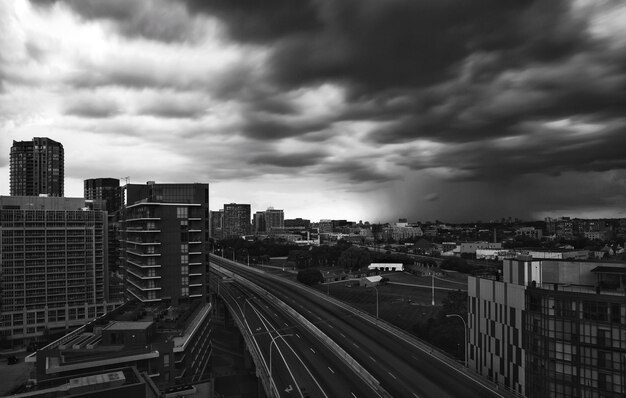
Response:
[1,0,626,223]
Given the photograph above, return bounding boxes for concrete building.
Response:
[515,227,543,240]
[10,137,64,197]
[222,203,251,238]
[368,263,404,272]
[121,182,209,304]
[284,218,310,229]
[469,257,626,397]
[0,196,119,346]
[26,300,212,395]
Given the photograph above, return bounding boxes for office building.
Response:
[27,300,212,395]
[120,182,209,304]
[284,218,310,229]
[10,137,64,197]
[469,257,626,397]
[222,203,250,238]
[0,196,118,346]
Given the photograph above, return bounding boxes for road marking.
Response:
[296,333,300,339]
[310,348,316,354]
[284,322,289,326]
[388,372,397,380]
[351,393,357,398]
[285,385,293,393]
[412,393,420,398]
[369,355,377,362]
[328,324,334,329]
[340,333,346,338]
[353,343,359,348]
[328,366,334,374]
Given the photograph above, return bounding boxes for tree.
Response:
[297,269,324,286]
[337,246,372,272]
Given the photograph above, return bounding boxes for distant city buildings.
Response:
[222,203,251,238]
[469,256,626,397]
[253,207,284,234]
[10,137,64,197]
[209,209,224,240]
[120,182,209,304]
[0,196,119,346]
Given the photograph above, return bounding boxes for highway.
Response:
[214,275,382,397]
[211,254,511,398]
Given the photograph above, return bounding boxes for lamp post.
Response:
[373,286,379,318]
[446,313,468,367]
[269,333,293,394]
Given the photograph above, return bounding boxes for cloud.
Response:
[249,151,328,168]
[64,96,121,118]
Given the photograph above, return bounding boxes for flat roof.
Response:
[591,266,626,275]
[105,321,153,331]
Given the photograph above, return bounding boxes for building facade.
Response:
[209,209,223,240]
[120,182,209,304]
[10,137,64,197]
[222,203,250,238]
[469,257,626,397]
[0,196,117,346]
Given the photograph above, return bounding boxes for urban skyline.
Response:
[2,1,626,223]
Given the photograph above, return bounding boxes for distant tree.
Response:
[337,246,372,272]
[297,269,324,286]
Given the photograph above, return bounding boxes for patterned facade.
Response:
[0,196,116,345]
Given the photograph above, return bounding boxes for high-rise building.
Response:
[120,182,209,304]
[84,178,121,213]
[209,209,223,240]
[0,196,118,346]
[252,211,266,234]
[469,257,626,397]
[264,207,284,233]
[222,203,251,238]
[10,137,64,197]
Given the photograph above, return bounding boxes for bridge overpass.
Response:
[209,253,515,398]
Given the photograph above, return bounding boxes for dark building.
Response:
[120,182,209,304]
[222,203,251,238]
[84,178,122,213]
[10,137,64,197]
[284,218,311,229]
[85,178,123,279]
[209,210,223,240]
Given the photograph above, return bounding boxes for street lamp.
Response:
[446,313,468,367]
[370,286,379,318]
[269,333,293,394]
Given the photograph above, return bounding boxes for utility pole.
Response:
[431,272,435,306]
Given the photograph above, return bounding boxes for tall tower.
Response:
[10,137,64,197]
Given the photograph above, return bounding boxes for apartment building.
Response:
[10,137,64,197]
[120,182,209,304]
[0,196,118,346]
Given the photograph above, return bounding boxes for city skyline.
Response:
[2,1,626,223]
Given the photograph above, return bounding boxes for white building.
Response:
[368,263,404,272]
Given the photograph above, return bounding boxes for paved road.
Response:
[215,276,381,398]
[211,254,511,398]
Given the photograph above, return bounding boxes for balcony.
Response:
[126,249,161,257]
[126,269,161,280]
[127,278,161,291]
[126,259,161,268]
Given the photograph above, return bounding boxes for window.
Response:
[181,286,189,296]
[181,265,188,275]
[181,254,188,264]
[177,207,188,219]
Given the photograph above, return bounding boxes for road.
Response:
[214,275,382,398]
[211,254,511,398]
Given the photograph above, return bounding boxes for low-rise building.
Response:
[27,300,212,395]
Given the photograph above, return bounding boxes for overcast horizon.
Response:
[2,0,626,223]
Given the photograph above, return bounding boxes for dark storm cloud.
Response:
[249,151,327,168]
[64,97,121,118]
[241,116,330,141]
[319,160,396,184]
